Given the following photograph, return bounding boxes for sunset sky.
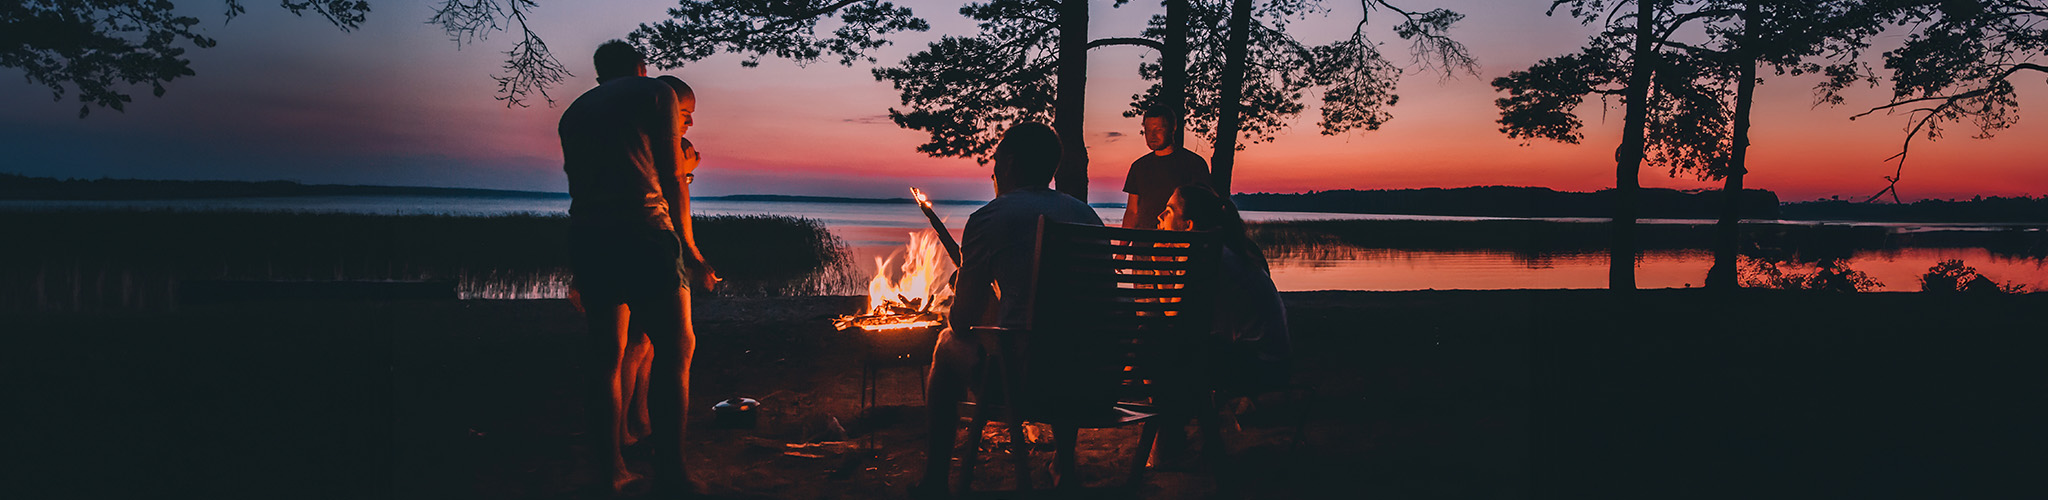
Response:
[2,0,2041,203]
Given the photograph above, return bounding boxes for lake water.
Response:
[6,195,2045,294]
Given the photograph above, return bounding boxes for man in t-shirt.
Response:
[558,40,714,497]
[915,123,1103,496]
[1121,106,1212,229]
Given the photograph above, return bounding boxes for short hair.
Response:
[994,122,1062,186]
[593,40,644,81]
[1142,105,1176,124]
[656,75,695,101]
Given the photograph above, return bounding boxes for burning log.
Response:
[833,191,959,332]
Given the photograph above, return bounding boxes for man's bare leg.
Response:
[586,302,643,493]
[635,288,699,494]
[622,334,653,446]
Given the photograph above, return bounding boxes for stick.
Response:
[910,187,964,267]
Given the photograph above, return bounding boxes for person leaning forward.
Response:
[558,39,715,498]
[914,122,1104,497]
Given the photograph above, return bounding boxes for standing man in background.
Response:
[1121,105,1212,229]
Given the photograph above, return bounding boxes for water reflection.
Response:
[1260,245,2046,292]
[9,212,2043,311]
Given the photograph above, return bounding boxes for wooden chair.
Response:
[956,218,1221,494]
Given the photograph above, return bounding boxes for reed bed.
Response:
[1246,219,2048,262]
[0,210,853,311]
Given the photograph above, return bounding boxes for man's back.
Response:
[960,187,1104,329]
[560,76,678,230]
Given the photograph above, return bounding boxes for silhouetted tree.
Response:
[1650,1,1878,289]
[1125,1,1475,195]
[629,0,930,68]
[1496,0,1748,291]
[428,0,571,107]
[3,1,589,114]
[1829,0,2046,203]
[874,0,1171,201]
[2,1,370,117]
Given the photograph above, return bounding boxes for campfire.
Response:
[833,188,962,332]
[832,228,956,331]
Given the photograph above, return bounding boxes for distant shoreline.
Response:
[6,174,2044,223]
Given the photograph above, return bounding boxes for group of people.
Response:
[558,40,1289,498]
[913,106,1293,495]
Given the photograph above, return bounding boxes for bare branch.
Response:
[430,1,569,107]
[1086,37,1165,51]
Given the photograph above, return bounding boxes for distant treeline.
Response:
[1231,186,1782,220]
[1779,197,2048,223]
[0,173,565,200]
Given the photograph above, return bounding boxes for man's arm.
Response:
[947,219,997,331]
[1121,193,1143,229]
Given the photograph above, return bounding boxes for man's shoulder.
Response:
[1133,147,1208,168]
[974,189,1095,219]
[570,77,668,106]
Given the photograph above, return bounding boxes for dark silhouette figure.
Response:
[915,122,1103,496]
[1145,183,1290,466]
[558,39,715,496]
[1121,106,1211,230]
[1158,183,1288,384]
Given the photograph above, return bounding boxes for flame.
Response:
[911,187,933,208]
[835,227,955,331]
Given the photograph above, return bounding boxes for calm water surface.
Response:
[8,195,2044,294]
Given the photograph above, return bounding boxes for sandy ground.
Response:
[6,290,2043,499]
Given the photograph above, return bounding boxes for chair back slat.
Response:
[1013,218,1221,417]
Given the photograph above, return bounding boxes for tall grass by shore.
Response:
[1247,219,2048,262]
[0,210,855,311]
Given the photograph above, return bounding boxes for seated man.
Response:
[918,122,1103,494]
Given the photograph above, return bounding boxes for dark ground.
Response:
[6,290,2043,499]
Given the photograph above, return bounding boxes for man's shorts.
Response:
[570,221,685,305]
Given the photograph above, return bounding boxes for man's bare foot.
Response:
[609,469,647,496]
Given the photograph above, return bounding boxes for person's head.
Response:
[593,40,646,82]
[656,75,696,136]
[1165,182,1268,270]
[1141,105,1176,153]
[1159,182,1235,232]
[991,122,1062,195]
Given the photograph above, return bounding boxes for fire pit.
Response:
[833,196,958,409]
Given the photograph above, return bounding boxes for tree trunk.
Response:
[1162,0,1190,149]
[1611,0,1656,292]
[1054,0,1092,202]
[1708,1,1758,290]
[1209,0,1253,196]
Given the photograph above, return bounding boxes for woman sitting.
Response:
[1157,183,1293,397]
